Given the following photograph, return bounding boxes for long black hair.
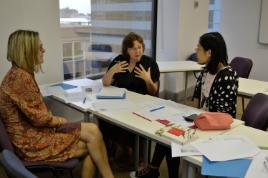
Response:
[199,32,228,74]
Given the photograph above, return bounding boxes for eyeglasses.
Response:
[39,44,45,51]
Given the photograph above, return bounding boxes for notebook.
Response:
[96,87,126,99]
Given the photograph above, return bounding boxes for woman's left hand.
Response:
[134,64,152,82]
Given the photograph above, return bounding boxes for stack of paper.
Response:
[191,135,260,161]
[96,87,126,99]
[190,135,260,178]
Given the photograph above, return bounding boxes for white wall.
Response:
[0,0,62,84]
[221,0,268,81]
[157,0,209,94]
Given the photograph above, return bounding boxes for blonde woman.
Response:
[0,30,114,178]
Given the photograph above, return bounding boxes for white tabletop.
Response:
[43,79,244,146]
[157,61,203,73]
[238,78,268,97]
[43,79,268,175]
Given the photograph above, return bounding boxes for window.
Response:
[208,0,221,32]
[59,0,157,80]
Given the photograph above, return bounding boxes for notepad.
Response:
[96,87,126,99]
[51,83,77,90]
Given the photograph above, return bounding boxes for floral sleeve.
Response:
[4,72,61,127]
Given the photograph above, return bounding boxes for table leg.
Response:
[134,135,140,169]
[184,72,188,104]
[182,159,197,178]
[84,112,90,122]
[142,138,149,165]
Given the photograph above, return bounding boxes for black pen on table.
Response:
[150,106,165,112]
[83,97,87,104]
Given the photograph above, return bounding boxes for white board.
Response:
[259,0,268,44]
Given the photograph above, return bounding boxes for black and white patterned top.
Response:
[193,66,239,118]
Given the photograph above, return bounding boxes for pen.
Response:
[150,106,165,112]
[83,97,87,104]
[132,112,151,122]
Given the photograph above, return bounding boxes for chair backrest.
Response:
[91,44,112,52]
[241,93,268,131]
[0,117,14,152]
[230,57,253,78]
[0,150,37,178]
[186,52,198,62]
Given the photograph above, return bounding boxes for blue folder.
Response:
[201,156,252,178]
[51,83,77,90]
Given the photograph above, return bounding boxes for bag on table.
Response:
[194,112,233,130]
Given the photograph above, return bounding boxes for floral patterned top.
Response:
[0,65,80,162]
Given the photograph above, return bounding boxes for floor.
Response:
[0,97,249,178]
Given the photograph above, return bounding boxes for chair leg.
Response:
[242,96,245,113]
[69,169,74,178]
[148,140,151,163]
[52,170,60,178]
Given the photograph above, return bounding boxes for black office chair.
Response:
[90,44,113,74]
[186,52,199,79]
[242,93,268,130]
[0,117,79,178]
[91,44,112,52]
[0,149,38,178]
[230,57,253,112]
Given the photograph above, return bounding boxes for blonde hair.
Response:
[7,30,41,73]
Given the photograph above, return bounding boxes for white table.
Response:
[41,79,245,171]
[238,78,268,97]
[157,61,203,103]
[238,78,268,111]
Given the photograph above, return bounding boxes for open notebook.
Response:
[96,87,126,99]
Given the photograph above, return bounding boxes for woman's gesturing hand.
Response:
[134,64,151,82]
[110,61,129,74]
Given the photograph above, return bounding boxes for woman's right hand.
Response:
[51,117,67,127]
[109,61,128,74]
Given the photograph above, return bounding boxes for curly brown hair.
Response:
[121,32,145,58]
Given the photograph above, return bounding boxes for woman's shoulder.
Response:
[1,66,34,92]
[142,55,154,61]
[140,55,157,65]
[8,66,33,83]
[217,66,238,80]
[112,54,126,62]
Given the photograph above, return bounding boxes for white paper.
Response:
[171,142,202,157]
[133,105,182,121]
[64,78,103,88]
[245,150,268,178]
[96,87,126,98]
[64,90,86,103]
[40,86,65,97]
[191,135,260,161]
[92,100,135,111]
[166,114,195,127]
